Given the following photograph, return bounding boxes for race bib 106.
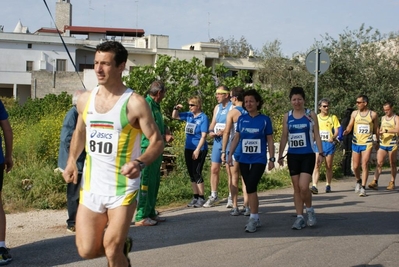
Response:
[289,133,307,148]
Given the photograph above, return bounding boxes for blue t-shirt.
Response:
[287,110,315,154]
[213,101,232,145]
[0,101,8,164]
[236,113,273,164]
[179,112,209,151]
[226,106,247,155]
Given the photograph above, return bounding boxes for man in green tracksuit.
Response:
[135,80,172,226]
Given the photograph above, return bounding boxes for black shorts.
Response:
[239,163,266,194]
[287,153,315,176]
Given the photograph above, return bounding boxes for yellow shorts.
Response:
[80,189,138,213]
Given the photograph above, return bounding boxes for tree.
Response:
[123,55,250,131]
[215,36,255,58]
[317,24,399,118]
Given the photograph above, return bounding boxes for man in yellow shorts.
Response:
[343,95,379,197]
[368,101,399,190]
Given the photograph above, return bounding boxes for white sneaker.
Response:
[203,196,219,208]
[359,187,367,197]
[355,182,361,193]
[306,209,317,227]
[226,197,233,208]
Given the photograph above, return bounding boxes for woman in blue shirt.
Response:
[278,87,324,230]
[228,89,275,233]
[172,96,209,208]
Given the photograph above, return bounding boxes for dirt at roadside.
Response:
[6,209,71,248]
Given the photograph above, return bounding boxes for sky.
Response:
[1,0,398,56]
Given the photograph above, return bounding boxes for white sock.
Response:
[306,207,314,212]
[250,213,259,220]
[211,191,218,198]
[0,241,6,248]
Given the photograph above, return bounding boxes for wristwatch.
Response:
[269,157,276,162]
[134,159,146,171]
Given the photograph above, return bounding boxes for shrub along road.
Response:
[6,171,399,267]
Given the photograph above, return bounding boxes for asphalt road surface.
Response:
[9,171,399,267]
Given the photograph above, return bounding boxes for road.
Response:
[8,171,399,267]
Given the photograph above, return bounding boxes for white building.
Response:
[0,0,258,104]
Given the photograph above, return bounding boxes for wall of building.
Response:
[32,70,83,98]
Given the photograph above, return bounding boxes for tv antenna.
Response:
[135,0,139,37]
[88,0,94,26]
[208,12,211,41]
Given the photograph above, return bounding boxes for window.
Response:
[26,61,33,71]
[79,64,94,71]
[27,43,32,49]
[56,59,67,71]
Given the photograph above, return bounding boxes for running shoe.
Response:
[230,207,240,216]
[243,207,251,216]
[0,247,12,265]
[306,209,317,227]
[187,197,198,207]
[310,186,318,194]
[325,185,331,193]
[193,198,205,208]
[355,182,361,193]
[203,196,219,208]
[66,225,76,233]
[245,218,261,233]
[226,197,233,208]
[359,187,367,197]
[292,217,306,230]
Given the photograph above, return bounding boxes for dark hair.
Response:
[289,87,306,100]
[147,80,167,96]
[383,101,393,108]
[231,87,245,102]
[96,41,128,67]
[243,89,263,111]
[357,94,369,104]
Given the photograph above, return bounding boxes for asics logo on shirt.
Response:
[90,130,113,139]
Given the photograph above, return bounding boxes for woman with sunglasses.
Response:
[172,96,209,208]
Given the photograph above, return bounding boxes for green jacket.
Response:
[141,95,165,149]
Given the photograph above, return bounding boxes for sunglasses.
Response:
[322,105,329,108]
[356,101,364,104]
[188,104,197,107]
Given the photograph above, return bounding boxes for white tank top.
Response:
[82,87,142,196]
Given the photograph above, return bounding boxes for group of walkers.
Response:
[172,85,399,234]
[52,40,398,266]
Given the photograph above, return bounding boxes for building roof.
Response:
[64,26,145,37]
[13,20,29,33]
